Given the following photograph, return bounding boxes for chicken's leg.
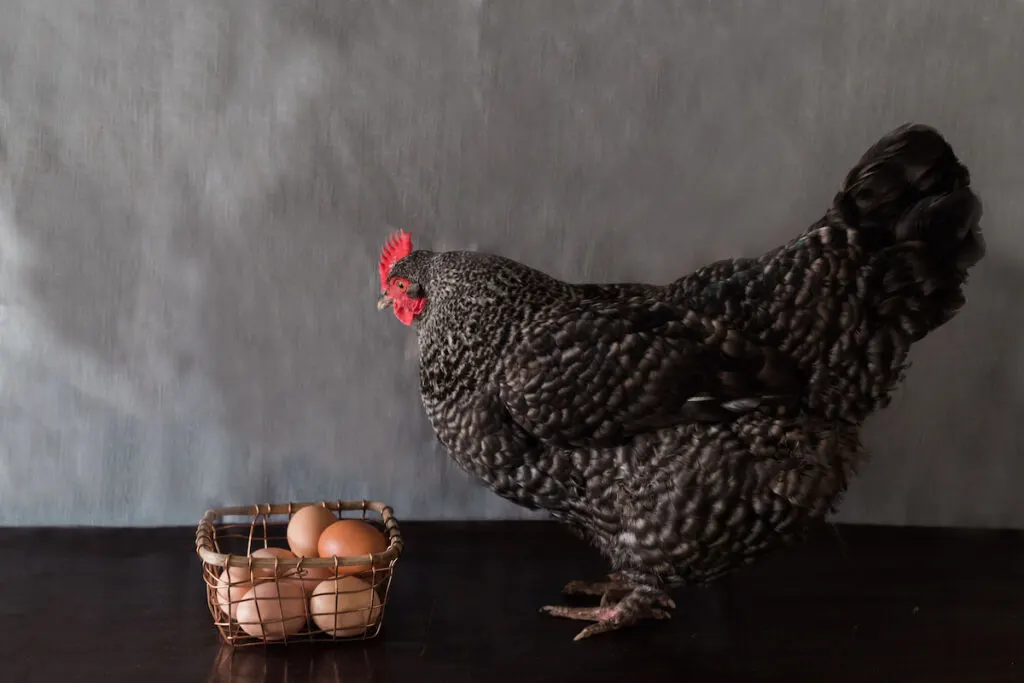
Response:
[561,572,676,608]
[542,574,675,640]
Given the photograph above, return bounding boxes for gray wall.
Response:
[1,0,1022,527]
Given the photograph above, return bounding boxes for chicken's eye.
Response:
[396,281,407,290]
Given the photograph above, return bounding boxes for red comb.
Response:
[378,230,413,288]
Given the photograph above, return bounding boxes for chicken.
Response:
[375,124,986,640]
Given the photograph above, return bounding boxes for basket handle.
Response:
[194,500,404,570]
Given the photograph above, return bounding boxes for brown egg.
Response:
[286,504,338,558]
[316,520,388,577]
[235,579,309,640]
[250,547,297,580]
[214,566,258,619]
[309,576,382,637]
[288,565,338,597]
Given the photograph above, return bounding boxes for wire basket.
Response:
[194,500,403,647]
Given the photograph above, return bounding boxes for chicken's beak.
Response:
[377,293,393,311]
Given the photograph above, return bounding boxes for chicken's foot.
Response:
[561,572,625,596]
[541,584,674,640]
[561,572,676,608]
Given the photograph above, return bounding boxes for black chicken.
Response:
[376,124,986,640]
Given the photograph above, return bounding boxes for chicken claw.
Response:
[561,573,676,608]
[561,572,626,596]
[541,586,674,640]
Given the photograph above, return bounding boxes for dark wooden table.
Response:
[2,522,1021,683]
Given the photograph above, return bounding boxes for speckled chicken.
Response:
[376,124,985,640]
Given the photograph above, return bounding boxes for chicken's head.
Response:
[377,230,428,326]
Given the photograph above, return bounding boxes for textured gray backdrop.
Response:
[1,0,1022,527]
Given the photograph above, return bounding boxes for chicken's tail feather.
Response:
[832,123,985,340]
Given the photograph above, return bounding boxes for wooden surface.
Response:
[2,522,1022,683]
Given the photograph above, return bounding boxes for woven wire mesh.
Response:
[195,500,402,647]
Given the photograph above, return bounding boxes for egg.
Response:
[289,565,338,597]
[214,566,258,619]
[235,579,309,640]
[250,547,297,580]
[316,519,388,576]
[286,504,338,558]
[309,576,383,637]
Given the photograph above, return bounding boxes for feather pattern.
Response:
[378,124,985,632]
